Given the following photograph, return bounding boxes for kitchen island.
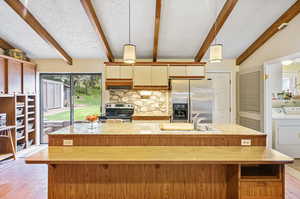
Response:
[26,146,293,199]
[48,123,267,146]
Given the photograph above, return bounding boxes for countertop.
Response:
[272,108,300,120]
[25,146,293,165]
[133,113,170,117]
[49,123,265,136]
[272,113,300,120]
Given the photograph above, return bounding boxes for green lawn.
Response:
[45,87,101,121]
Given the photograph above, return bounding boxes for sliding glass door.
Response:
[40,73,102,143]
[72,74,102,123]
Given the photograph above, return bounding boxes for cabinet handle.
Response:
[256,182,267,186]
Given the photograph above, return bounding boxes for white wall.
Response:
[269,63,283,93]
[238,13,300,142]
[34,58,105,73]
[240,14,300,71]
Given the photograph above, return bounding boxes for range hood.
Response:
[105,79,133,90]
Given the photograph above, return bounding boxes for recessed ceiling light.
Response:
[281,60,293,66]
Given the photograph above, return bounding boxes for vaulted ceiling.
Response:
[0,0,298,61]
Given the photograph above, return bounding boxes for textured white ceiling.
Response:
[158,0,226,59]
[0,0,297,60]
[93,0,156,59]
[0,0,57,58]
[215,0,297,59]
[19,0,106,59]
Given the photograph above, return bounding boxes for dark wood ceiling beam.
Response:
[4,0,72,65]
[153,0,162,62]
[104,61,206,66]
[0,37,14,50]
[236,1,300,65]
[195,0,238,62]
[81,0,114,62]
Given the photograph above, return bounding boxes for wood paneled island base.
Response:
[26,146,293,199]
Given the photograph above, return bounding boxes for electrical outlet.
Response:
[241,139,251,146]
[63,140,73,146]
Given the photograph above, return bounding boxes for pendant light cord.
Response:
[214,0,217,45]
[129,0,131,44]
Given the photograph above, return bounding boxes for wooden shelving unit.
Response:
[27,95,36,148]
[0,55,37,158]
[16,95,26,152]
[0,94,37,157]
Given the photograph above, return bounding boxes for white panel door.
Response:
[206,72,231,123]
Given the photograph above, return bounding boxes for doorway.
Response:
[40,73,102,143]
[207,72,232,123]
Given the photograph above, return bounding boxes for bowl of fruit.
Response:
[86,115,98,129]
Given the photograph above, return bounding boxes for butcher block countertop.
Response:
[49,123,265,136]
[26,146,293,165]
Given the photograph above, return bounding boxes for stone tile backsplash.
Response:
[109,90,169,115]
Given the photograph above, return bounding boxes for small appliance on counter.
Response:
[0,113,7,128]
[102,103,134,122]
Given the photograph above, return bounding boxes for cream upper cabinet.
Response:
[168,66,187,77]
[151,66,168,86]
[133,66,152,86]
[120,66,133,79]
[105,66,133,79]
[105,66,120,79]
[186,66,205,77]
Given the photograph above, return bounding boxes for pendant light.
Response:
[123,0,136,64]
[209,0,223,63]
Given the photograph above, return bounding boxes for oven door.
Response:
[105,108,134,118]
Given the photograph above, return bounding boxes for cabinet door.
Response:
[0,58,5,93]
[278,126,300,145]
[106,66,120,79]
[7,59,22,94]
[120,66,133,79]
[186,66,205,77]
[23,63,36,94]
[240,181,282,199]
[133,66,151,86]
[151,66,168,86]
[169,66,186,77]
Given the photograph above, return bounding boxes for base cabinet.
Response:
[273,119,300,158]
[240,182,282,199]
[46,163,286,199]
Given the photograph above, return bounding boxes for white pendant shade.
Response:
[209,44,223,63]
[123,44,136,64]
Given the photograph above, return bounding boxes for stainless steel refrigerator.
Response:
[170,79,214,123]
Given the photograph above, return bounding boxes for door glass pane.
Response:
[40,74,71,143]
[72,74,102,123]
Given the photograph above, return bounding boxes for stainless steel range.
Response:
[103,103,134,122]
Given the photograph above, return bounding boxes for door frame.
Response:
[263,51,300,148]
[206,71,233,123]
[39,73,102,144]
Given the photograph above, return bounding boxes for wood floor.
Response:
[0,159,300,199]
